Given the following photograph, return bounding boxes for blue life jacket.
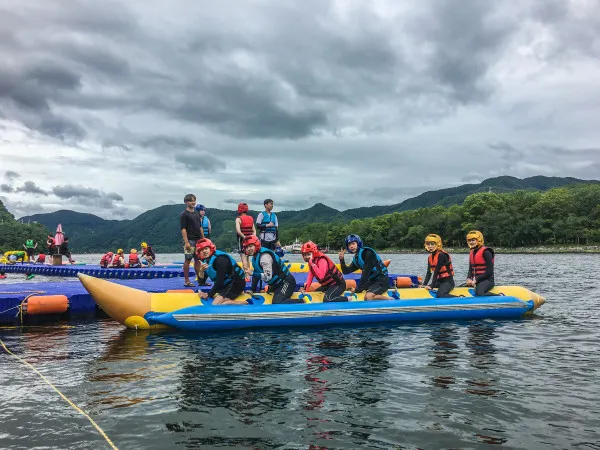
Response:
[252,248,290,286]
[352,247,388,282]
[201,216,210,237]
[259,212,278,235]
[205,250,245,285]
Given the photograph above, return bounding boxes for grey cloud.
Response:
[1,183,13,193]
[173,151,226,171]
[5,170,19,180]
[140,136,196,151]
[52,185,123,202]
[15,181,48,195]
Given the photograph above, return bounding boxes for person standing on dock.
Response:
[22,239,37,262]
[181,193,204,287]
[195,204,211,239]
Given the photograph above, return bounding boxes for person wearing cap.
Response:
[465,230,498,296]
[421,234,455,298]
[256,199,280,251]
[140,241,155,266]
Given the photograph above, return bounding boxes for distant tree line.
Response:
[277,184,600,250]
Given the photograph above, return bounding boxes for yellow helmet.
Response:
[131,248,137,254]
[466,230,484,248]
[141,242,148,248]
[424,234,442,251]
[117,248,124,254]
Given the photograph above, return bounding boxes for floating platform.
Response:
[0,263,185,280]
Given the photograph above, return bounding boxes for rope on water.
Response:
[0,339,119,450]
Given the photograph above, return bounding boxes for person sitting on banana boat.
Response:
[141,242,155,266]
[195,238,248,305]
[195,204,211,239]
[36,253,46,264]
[466,230,499,296]
[235,202,256,279]
[100,251,113,268]
[111,249,125,268]
[339,234,397,300]
[300,241,348,303]
[243,235,301,304]
[421,234,456,298]
[128,249,141,268]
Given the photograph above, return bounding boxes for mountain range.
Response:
[19,175,599,252]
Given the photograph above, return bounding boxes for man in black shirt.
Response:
[180,193,204,286]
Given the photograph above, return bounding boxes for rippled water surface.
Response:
[1,253,599,449]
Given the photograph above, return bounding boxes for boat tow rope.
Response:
[0,339,119,450]
[0,291,46,325]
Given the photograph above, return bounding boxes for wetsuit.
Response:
[198,251,246,299]
[468,246,498,296]
[423,250,455,298]
[340,247,389,294]
[251,248,300,304]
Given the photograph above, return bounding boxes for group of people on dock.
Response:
[99,243,155,268]
[178,194,497,305]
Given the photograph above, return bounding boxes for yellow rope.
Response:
[0,339,119,450]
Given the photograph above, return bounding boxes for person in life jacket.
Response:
[300,241,348,303]
[140,242,155,266]
[195,204,212,239]
[421,234,456,298]
[128,249,141,268]
[46,235,56,255]
[244,235,301,304]
[111,249,125,268]
[339,234,395,300]
[100,252,113,268]
[195,238,248,305]
[256,198,280,251]
[466,230,498,296]
[235,202,256,278]
[23,239,38,261]
[36,253,46,264]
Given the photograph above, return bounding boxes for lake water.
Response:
[1,253,599,449]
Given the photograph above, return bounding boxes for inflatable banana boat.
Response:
[78,274,545,332]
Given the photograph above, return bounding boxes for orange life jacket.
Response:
[239,215,254,236]
[428,250,454,279]
[129,253,139,265]
[469,246,494,277]
[309,254,344,287]
[111,254,123,267]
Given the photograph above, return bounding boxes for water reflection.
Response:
[428,325,460,389]
[465,322,501,398]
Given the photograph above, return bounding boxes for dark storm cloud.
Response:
[15,181,48,195]
[0,184,13,193]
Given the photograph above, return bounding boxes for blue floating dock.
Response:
[0,263,186,280]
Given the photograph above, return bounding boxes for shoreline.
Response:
[377,246,600,254]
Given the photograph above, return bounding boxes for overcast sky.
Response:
[1,0,599,219]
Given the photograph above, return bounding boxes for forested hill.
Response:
[0,200,49,253]
[18,175,599,252]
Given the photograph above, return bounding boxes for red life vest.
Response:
[129,253,139,265]
[37,254,46,263]
[469,246,494,277]
[309,255,344,287]
[100,253,111,267]
[239,215,254,236]
[47,238,55,249]
[111,254,123,267]
[427,250,454,279]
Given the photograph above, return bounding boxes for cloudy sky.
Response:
[1,0,599,219]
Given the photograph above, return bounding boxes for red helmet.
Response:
[243,235,261,254]
[195,238,216,257]
[301,241,319,255]
[237,202,249,214]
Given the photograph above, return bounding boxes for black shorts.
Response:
[215,277,246,300]
[25,248,34,258]
[261,239,277,251]
[365,276,390,295]
[238,236,252,254]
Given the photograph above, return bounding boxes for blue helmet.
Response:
[195,204,206,212]
[345,234,363,252]
[275,246,285,258]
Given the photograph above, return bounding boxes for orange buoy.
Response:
[383,259,391,267]
[166,289,195,293]
[345,279,357,289]
[25,295,68,315]
[395,277,412,288]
